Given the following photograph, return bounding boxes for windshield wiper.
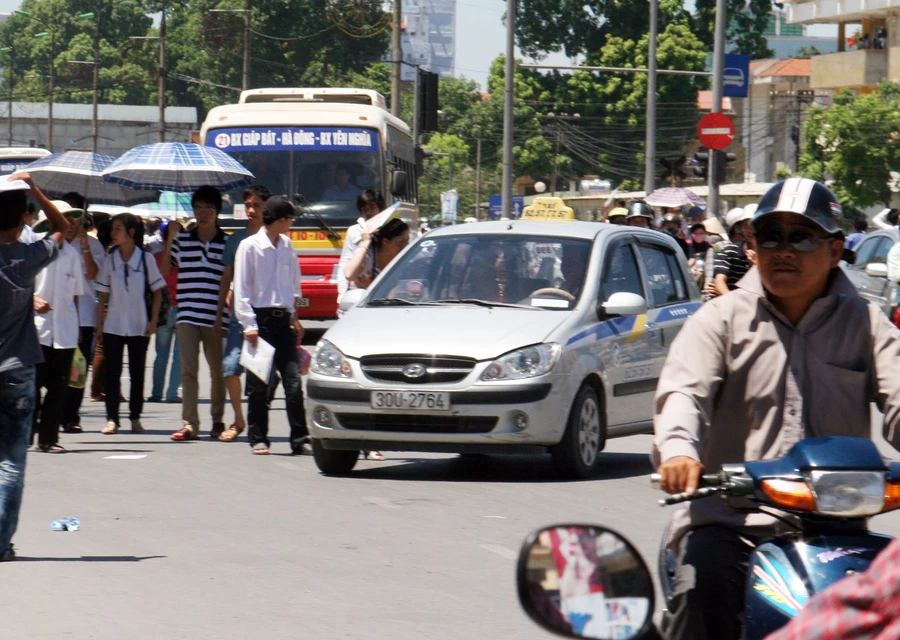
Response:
[367,298,436,306]
[434,298,537,310]
[293,194,341,241]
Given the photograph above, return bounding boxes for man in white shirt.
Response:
[31,202,86,453]
[233,196,308,456]
[61,204,103,434]
[336,189,383,309]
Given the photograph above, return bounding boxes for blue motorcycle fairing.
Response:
[743,533,893,639]
[744,437,886,482]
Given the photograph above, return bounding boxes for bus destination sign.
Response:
[209,126,380,152]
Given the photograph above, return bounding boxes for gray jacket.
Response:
[653,266,900,544]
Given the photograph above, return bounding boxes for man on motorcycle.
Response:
[651,178,900,640]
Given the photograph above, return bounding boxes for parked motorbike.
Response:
[517,437,900,640]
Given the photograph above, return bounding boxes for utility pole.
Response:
[501,0,516,217]
[47,39,54,151]
[5,50,12,146]
[708,0,727,218]
[412,63,419,144]
[91,11,100,152]
[644,0,658,194]
[158,2,166,142]
[551,126,560,196]
[242,0,251,91]
[475,137,482,219]
[390,0,402,117]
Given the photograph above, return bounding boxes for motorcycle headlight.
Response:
[808,470,886,518]
[481,343,560,381]
[311,340,352,378]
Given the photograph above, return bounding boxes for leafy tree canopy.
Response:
[800,83,900,209]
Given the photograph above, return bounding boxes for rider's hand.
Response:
[657,456,704,495]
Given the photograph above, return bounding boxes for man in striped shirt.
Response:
[160,186,228,441]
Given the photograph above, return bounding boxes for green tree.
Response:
[795,45,821,59]
[800,84,900,209]
[1,0,154,107]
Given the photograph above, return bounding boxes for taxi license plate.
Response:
[296,297,310,308]
[370,391,451,412]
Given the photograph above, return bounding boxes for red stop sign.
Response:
[697,113,735,151]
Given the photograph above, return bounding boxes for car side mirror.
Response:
[338,288,367,313]
[601,292,648,317]
[866,263,888,278]
[517,525,655,640]
[390,170,408,197]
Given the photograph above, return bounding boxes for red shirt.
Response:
[153,250,178,306]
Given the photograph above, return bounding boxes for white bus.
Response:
[199,88,419,319]
[0,146,51,176]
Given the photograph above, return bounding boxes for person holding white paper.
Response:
[233,196,309,456]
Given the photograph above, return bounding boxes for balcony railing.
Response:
[810,49,887,89]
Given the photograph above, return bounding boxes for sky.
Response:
[0,0,840,92]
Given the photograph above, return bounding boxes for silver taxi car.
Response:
[306,219,702,478]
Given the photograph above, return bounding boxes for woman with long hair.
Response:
[95,213,165,434]
[344,217,410,290]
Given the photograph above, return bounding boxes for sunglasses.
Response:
[755,227,833,253]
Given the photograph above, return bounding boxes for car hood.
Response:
[324,307,570,361]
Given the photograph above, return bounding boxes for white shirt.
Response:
[18,224,39,244]
[95,248,165,337]
[73,236,105,328]
[872,208,893,231]
[336,216,366,300]
[34,241,84,349]
[233,228,302,334]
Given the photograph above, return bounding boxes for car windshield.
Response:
[366,234,593,310]
[206,126,383,228]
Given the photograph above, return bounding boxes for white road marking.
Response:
[363,496,401,509]
[482,515,508,519]
[104,454,148,460]
[479,544,517,560]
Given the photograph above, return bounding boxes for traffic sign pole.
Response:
[708,0,727,219]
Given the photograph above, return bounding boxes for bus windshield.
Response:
[206,126,383,228]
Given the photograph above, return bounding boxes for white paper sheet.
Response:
[240,336,275,382]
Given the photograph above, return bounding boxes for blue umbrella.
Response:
[132,191,194,219]
[23,151,160,206]
[101,142,254,193]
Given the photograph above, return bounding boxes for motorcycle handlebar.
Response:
[649,471,731,506]
[649,472,723,490]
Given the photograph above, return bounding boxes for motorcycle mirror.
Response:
[517,525,655,640]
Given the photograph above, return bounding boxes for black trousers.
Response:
[662,526,754,640]
[62,326,95,429]
[103,334,149,424]
[246,309,308,451]
[33,346,76,446]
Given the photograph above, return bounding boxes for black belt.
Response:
[254,307,291,318]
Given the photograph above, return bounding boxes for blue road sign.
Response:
[723,54,751,99]
[488,194,524,219]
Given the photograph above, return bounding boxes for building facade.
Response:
[0,102,197,155]
[788,0,898,90]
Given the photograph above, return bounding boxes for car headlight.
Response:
[311,340,352,378]
[481,343,560,381]
[809,470,886,517]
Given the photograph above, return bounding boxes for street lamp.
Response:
[209,2,251,91]
[14,10,59,151]
[76,10,102,152]
[129,1,167,142]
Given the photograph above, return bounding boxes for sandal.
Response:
[251,442,270,455]
[364,450,386,461]
[171,427,199,441]
[218,425,244,442]
[62,424,83,434]
[38,443,68,454]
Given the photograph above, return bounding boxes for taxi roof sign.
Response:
[521,196,576,221]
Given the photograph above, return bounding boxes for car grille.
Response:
[359,355,476,384]
[336,413,497,434]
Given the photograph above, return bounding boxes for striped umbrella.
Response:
[23,151,160,206]
[644,187,705,208]
[100,142,254,192]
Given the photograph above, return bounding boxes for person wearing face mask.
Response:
[660,213,690,259]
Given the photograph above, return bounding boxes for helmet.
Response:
[753,178,843,235]
[662,213,681,224]
[607,206,628,220]
[627,201,654,220]
[725,207,753,232]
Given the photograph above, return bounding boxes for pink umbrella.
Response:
[644,187,705,208]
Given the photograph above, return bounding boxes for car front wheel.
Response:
[551,385,606,478]
[312,439,359,476]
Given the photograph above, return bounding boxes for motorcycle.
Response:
[516,436,900,640]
